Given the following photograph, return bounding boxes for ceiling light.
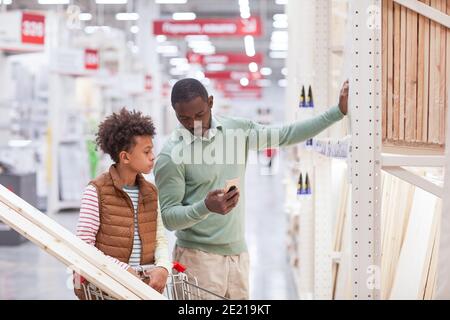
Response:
[206,63,226,72]
[273,14,287,21]
[239,0,251,19]
[116,13,139,21]
[270,51,287,59]
[270,43,288,51]
[244,35,255,57]
[192,46,215,55]
[188,40,212,48]
[273,20,288,29]
[156,0,187,3]
[278,79,288,87]
[282,67,288,76]
[256,79,272,87]
[170,68,186,76]
[249,62,258,73]
[172,12,196,20]
[85,26,111,34]
[156,35,167,42]
[0,0,12,4]
[130,25,139,33]
[170,58,188,66]
[260,67,272,76]
[271,30,288,41]
[38,0,69,4]
[79,13,92,21]
[157,45,178,55]
[275,0,288,4]
[95,0,127,4]
[240,77,249,86]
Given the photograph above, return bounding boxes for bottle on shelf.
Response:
[299,85,306,108]
[306,85,314,108]
[297,172,303,195]
[304,173,312,195]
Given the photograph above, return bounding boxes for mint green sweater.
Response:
[154,106,344,255]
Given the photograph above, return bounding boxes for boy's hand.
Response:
[338,80,349,115]
[205,188,240,215]
[147,267,169,293]
[127,266,140,278]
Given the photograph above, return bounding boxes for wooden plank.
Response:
[447,0,450,145]
[393,3,402,140]
[0,202,139,300]
[390,188,438,299]
[405,8,418,142]
[428,0,440,143]
[332,179,348,299]
[393,0,450,28]
[422,200,441,299]
[383,0,389,140]
[399,7,408,141]
[0,185,164,300]
[438,0,447,144]
[417,0,431,142]
[388,0,395,140]
[399,5,408,140]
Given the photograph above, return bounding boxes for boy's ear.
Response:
[118,151,130,164]
[208,96,214,109]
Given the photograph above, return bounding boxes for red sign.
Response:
[145,75,153,91]
[205,71,262,81]
[221,83,262,92]
[224,92,262,100]
[21,13,45,45]
[153,17,261,37]
[187,52,263,65]
[84,49,99,70]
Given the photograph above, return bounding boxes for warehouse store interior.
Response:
[0,0,450,300]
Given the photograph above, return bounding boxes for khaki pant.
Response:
[173,245,249,300]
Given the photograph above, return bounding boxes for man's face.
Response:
[174,96,213,136]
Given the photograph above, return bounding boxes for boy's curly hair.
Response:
[96,108,156,163]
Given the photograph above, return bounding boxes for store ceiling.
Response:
[3,0,287,83]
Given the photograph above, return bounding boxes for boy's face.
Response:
[121,135,155,174]
[174,96,213,136]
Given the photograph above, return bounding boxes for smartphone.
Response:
[224,178,239,194]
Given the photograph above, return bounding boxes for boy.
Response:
[74,108,170,300]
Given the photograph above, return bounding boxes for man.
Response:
[154,78,349,299]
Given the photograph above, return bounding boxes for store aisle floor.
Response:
[246,152,297,300]
[0,152,297,300]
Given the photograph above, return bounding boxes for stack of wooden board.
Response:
[0,184,165,300]
[332,171,442,299]
[382,0,449,149]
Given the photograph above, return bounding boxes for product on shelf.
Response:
[296,172,303,195]
[299,85,306,108]
[307,85,314,108]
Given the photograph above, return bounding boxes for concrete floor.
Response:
[0,152,297,300]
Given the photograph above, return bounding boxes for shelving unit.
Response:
[285,0,450,300]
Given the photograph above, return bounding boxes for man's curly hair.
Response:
[96,108,156,163]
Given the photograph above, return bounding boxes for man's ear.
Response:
[208,96,214,109]
[119,151,130,164]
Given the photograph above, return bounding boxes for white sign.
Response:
[0,11,45,51]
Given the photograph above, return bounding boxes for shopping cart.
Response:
[80,261,228,300]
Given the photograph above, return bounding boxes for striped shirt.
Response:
[76,184,171,272]
[123,186,141,267]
